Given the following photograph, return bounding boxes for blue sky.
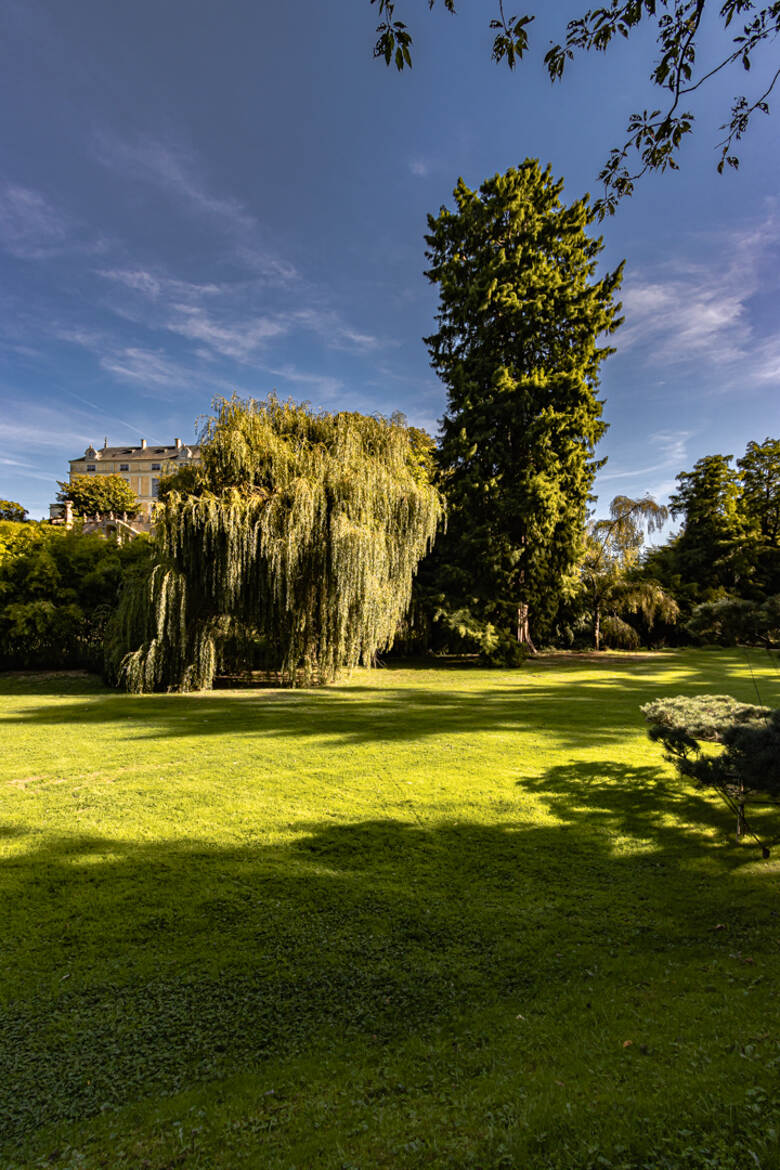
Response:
[1,0,779,519]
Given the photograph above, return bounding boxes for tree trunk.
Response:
[594,602,601,652]
[517,603,537,654]
[736,785,746,840]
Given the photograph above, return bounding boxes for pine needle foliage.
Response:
[106,395,443,692]
[425,161,623,649]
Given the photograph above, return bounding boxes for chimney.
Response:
[103,437,108,449]
[140,439,147,449]
[175,437,182,448]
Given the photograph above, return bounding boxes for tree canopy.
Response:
[425,161,623,653]
[370,0,780,214]
[643,693,779,851]
[58,474,139,518]
[106,395,443,692]
[0,500,28,522]
[646,438,780,609]
[581,495,677,650]
[0,520,151,670]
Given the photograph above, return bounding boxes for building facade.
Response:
[66,438,201,519]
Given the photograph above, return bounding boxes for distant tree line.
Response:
[2,431,777,677]
[0,521,151,670]
[405,434,779,659]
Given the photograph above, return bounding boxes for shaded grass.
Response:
[1,650,779,1168]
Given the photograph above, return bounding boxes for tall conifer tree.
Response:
[424,160,623,650]
[668,454,742,593]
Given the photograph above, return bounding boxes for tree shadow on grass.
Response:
[523,761,780,857]
[1,770,777,1151]
[522,762,735,844]
[2,652,778,751]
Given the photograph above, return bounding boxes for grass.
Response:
[1,649,779,1169]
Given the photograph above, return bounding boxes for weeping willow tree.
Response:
[581,494,678,650]
[105,395,443,691]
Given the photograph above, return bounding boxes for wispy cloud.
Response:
[598,430,691,483]
[0,183,109,261]
[620,279,749,365]
[0,184,71,260]
[97,267,223,302]
[165,306,287,360]
[100,346,201,389]
[0,414,92,451]
[265,363,343,399]
[57,326,203,391]
[751,334,780,383]
[289,308,381,353]
[95,135,298,283]
[618,208,780,381]
[94,266,385,363]
[59,388,149,435]
[595,430,692,510]
[409,159,430,178]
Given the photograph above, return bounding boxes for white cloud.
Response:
[0,183,110,261]
[96,258,382,362]
[55,327,107,349]
[98,347,197,388]
[596,429,692,490]
[289,308,381,353]
[0,414,91,451]
[409,159,430,178]
[265,363,343,399]
[617,209,780,381]
[56,326,201,392]
[0,184,69,260]
[98,267,223,302]
[95,135,298,283]
[751,334,780,383]
[166,305,287,360]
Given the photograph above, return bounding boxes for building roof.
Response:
[71,443,201,462]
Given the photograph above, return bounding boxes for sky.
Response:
[1,0,779,519]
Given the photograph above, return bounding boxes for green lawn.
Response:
[1,650,779,1169]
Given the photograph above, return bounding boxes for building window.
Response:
[86,464,95,472]
[151,462,161,471]
[119,463,129,471]
[151,478,160,498]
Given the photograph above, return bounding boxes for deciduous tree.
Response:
[370,0,780,214]
[58,475,139,518]
[581,494,677,650]
[106,395,443,692]
[0,521,151,669]
[0,500,27,522]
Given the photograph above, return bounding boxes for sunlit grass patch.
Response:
[1,650,779,1168]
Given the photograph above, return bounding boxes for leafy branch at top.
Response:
[370,0,780,214]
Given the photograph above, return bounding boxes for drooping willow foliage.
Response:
[105,395,443,691]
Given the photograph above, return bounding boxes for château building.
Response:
[63,438,200,519]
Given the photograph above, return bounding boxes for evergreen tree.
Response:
[106,395,443,692]
[424,161,623,651]
[665,454,742,596]
[737,437,780,596]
